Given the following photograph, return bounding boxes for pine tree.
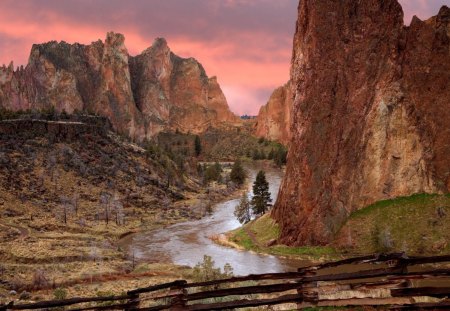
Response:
[274,145,287,167]
[230,160,246,185]
[234,192,251,224]
[268,148,275,160]
[194,135,202,156]
[251,170,272,216]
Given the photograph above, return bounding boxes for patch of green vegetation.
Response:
[339,193,450,255]
[229,214,338,260]
[270,245,337,257]
[349,193,439,219]
[232,228,255,250]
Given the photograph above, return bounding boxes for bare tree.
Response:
[100,191,112,225]
[72,193,79,216]
[53,169,60,193]
[47,153,57,182]
[59,195,73,224]
[112,194,124,225]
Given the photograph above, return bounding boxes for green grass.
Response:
[349,193,440,219]
[229,193,450,259]
[338,193,450,255]
[229,214,338,260]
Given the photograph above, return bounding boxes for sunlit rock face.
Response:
[0,33,239,140]
[255,80,293,145]
[272,1,450,246]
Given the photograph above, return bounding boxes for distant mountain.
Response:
[0,33,241,140]
[254,80,292,145]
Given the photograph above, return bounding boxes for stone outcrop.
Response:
[272,1,450,245]
[254,80,293,145]
[0,33,240,140]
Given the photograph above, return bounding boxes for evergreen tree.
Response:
[251,170,272,216]
[268,148,275,160]
[252,149,260,160]
[194,135,202,156]
[204,162,222,184]
[260,149,266,160]
[274,145,287,167]
[230,160,246,185]
[234,192,251,224]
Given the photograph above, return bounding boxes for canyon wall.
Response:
[254,80,293,145]
[272,0,450,245]
[0,33,240,140]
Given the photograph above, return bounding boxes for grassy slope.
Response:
[227,193,450,260]
[228,214,338,261]
[336,193,450,255]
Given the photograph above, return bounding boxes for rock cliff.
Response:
[254,80,293,145]
[0,33,240,140]
[272,1,450,245]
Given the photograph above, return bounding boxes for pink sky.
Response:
[0,0,447,115]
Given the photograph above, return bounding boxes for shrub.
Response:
[53,288,67,300]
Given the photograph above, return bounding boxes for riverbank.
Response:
[220,193,450,262]
[216,214,341,262]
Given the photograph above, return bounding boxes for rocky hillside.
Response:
[273,1,450,245]
[0,33,240,140]
[254,80,293,145]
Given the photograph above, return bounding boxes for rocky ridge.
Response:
[254,80,293,145]
[273,1,450,245]
[0,33,240,140]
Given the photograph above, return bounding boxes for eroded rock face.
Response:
[0,33,239,140]
[272,1,450,245]
[255,80,293,145]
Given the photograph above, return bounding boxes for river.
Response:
[121,164,309,275]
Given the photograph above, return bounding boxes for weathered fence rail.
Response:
[1,253,449,310]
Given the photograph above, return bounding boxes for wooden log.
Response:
[168,283,188,311]
[125,293,140,310]
[68,301,136,311]
[4,294,132,310]
[184,271,304,289]
[391,287,450,298]
[186,282,300,301]
[128,280,187,295]
[400,254,450,266]
[299,253,408,273]
[185,293,302,311]
[388,300,450,309]
[304,266,406,282]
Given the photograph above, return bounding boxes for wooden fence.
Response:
[1,253,449,310]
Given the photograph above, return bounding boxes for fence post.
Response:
[125,293,140,310]
[169,280,188,311]
[297,268,318,308]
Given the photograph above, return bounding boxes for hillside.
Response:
[0,114,242,301]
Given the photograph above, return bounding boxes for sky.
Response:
[0,0,448,115]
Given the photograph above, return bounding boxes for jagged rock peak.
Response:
[0,32,240,140]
